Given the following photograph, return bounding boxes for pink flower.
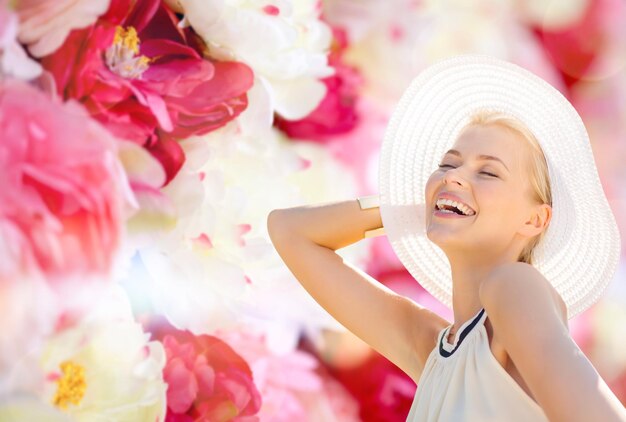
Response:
[214,328,361,421]
[147,320,262,421]
[274,25,362,141]
[0,79,130,281]
[42,0,254,184]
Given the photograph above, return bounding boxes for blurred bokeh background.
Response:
[1,0,625,420]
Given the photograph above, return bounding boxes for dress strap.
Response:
[439,308,486,358]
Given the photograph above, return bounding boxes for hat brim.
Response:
[378,54,621,319]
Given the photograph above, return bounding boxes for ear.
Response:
[520,203,551,237]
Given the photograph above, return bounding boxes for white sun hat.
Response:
[378,53,621,320]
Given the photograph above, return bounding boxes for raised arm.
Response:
[266,197,445,383]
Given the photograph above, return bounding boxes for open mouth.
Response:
[438,205,465,215]
[433,203,476,217]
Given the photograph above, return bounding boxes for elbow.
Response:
[267,209,300,253]
[267,209,289,241]
[266,209,279,236]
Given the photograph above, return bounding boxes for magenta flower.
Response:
[41,0,254,184]
[0,79,130,281]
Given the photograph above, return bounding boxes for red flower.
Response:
[41,0,254,184]
[318,349,416,421]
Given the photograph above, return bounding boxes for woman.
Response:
[267,55,626,421]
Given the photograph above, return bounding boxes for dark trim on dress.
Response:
[439,308,485,358]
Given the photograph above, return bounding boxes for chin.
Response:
[426,230,467,249]
[426,230,446,245]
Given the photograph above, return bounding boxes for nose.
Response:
[443,166,465,186]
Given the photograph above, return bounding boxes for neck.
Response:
[446,249,520,333]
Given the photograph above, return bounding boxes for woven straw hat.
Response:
[378,54,621,320]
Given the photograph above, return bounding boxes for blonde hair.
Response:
[463,109,552,265]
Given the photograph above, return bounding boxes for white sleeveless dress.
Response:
[406,307,550,421]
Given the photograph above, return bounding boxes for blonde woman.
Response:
[267,55,626,421]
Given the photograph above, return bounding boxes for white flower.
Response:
[0,3,41,80]
[15,0,111,57]
[325,0,564,102]
[176,0,335,120]
[0,274,126,397]
[0,396,73,422]
[135,124,294,335]
[516,0,589,30]
[125,122,369,354]
[0,273,58,395]
[5,284,167,422]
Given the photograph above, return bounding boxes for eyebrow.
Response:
[444,149,510,172]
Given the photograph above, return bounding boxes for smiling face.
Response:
[424,123,549,262]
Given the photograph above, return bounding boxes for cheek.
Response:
[479,192,524,223]
[424,174,440,198]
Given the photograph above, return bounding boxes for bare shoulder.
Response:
[478,262,626,421]
[479,262,567,328]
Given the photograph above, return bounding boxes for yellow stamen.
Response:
[114,26,141,54]
[52,360,87,410]
[138,56,152,67]
[113,26,125,47]
[107,26,151,78]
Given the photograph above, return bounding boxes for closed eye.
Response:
[437,164,498,178]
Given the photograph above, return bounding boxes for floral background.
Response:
[1,0,626,420]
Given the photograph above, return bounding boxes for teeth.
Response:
[436,198,475,216]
